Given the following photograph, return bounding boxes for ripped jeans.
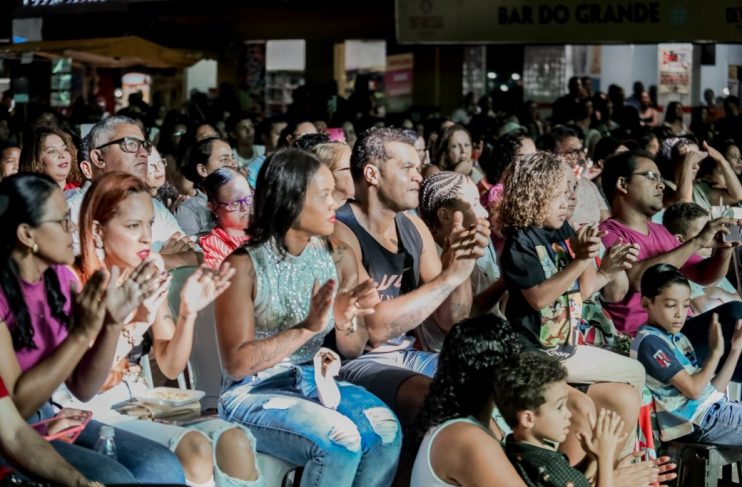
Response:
[220,364,402,487]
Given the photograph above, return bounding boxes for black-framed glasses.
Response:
[39,209,73,232]
[217,195,253,212]
[631,170,662,182]
[148,159,167,173]
[96,137,152,155]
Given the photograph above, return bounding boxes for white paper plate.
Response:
[136,387,205,407]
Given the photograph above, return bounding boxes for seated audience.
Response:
[69,115,199,270]
[599,149,742,379]
[215,149,401,487]
[0,140,20,180]
[177,136,238,236]
[0,173,185,484]
[333,127,489,422]
[20,126,81,191]
[418,171,504,350]
[495,352,623,487]
[311,142,355,207]
[199,167,252,269]
[433,124,483,183]
[498,151,643,463]
[66,171,259,487]
[632,264,742,445]
[662,202,741,313]
[411,315,527,486]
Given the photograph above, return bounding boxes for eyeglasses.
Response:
[217,195,253,212]
[631,171,662,182]
[39,209,73,232]
[96,137,152,155]
[148,159,167,173]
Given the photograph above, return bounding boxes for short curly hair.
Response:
[497,151,567,235]
[350,127,415,181]
[493,351,568,428]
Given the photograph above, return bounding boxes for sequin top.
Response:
[249,237,338,366]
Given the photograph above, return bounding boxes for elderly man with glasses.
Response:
[67,115,200,270]
[599,149,742,380]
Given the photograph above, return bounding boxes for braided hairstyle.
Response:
[0,173,70,350]
[418,170,468,235]
[416,315,522,442]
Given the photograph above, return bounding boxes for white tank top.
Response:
[411,416,489,487]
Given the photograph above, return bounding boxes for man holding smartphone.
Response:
[599,149,742,380]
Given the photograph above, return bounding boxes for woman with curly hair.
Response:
[411,315,526,486]
[498,151,644,465]
[19,126,82,191]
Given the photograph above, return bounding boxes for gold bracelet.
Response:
[336,316,357,336]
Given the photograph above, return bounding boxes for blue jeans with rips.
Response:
[220,365,402,487]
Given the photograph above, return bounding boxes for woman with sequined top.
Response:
[70,171,262,487]
[215,149,402,487]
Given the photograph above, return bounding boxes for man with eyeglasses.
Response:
[68,115,200,270]
[599,149,742,380]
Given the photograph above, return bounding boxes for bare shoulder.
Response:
[332,220,363,258]
[403,210,437,246]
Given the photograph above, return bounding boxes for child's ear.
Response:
[674,233,685,243]
[516,410,536,430]
[437,206,450,226]
[641,296,651,311]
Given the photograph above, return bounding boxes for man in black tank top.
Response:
[333,127,490,424]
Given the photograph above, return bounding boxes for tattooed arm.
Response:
[214,250,322,379]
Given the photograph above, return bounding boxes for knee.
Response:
[216,427,254,454]
[568,390,596,425]
[604,383,641,415]
[175,431,213,470]
[327,415,362,455]
[363,406,401,447]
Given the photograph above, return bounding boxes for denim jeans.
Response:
[30,404,185,485]
[684,396,742,446]
[220,365,402,487]
[680,301,742,381]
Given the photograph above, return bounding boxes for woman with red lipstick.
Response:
[215,149,401,487]
[19,126,82,192]
[71,171,262,487]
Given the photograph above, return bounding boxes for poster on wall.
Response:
[385,53,413,113]
[658,44,692,95]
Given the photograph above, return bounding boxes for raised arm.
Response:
[705,141,742,204]
[671,316,725,400]
[214,250,333,379]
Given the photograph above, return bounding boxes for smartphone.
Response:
[30,411,91,443]
[711,205,742,242]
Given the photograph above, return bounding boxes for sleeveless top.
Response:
[336,202,423,350]
[249,237,338,366]
[411,417,490,487]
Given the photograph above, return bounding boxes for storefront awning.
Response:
[0,36,211,69]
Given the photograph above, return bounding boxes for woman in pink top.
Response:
[199,167,252,269]
[0,173,185,484]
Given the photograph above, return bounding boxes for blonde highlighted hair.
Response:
[497,151,567,235]
[311,142,351,172]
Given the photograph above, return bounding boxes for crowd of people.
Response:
[0,75,741,487]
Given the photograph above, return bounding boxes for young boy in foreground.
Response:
[494,352,624,487]
[631,263,742,444]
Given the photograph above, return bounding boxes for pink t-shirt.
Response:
[0,265,77,372]
[199,227,249,270]
[599,219,703,335]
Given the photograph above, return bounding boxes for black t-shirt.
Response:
[501,223,580,359]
